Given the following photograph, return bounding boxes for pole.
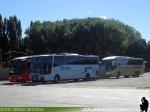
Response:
[0,49,2,68]
[10,51,11,63]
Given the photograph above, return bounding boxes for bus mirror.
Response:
[112,61,117,66]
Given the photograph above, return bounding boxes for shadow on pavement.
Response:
[0,75,143,86]
[0,78,98,86]
[21,79,98,86]
[107,75,143,79]
[1,82,23,85]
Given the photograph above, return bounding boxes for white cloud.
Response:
[87,10,92,13]
[99,16,108,19]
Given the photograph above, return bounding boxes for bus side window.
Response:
[53,56,65,67]
[128,60,136,65]
[118,59,127,66]
[136,60,143,65]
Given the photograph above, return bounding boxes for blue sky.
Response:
[0,0,150,41]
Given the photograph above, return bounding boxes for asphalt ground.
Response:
[0,73,150,112]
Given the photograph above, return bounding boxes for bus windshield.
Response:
[10,60,26,75]
[101,59,116,71]
[30,56,53,74]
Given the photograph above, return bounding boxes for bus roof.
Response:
[12,54,99,60]
[102,56,143,60]
[12,54,52,60]
[59,53,79,55]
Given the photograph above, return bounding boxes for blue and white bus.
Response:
[30,54,100,82]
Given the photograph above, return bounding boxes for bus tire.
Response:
[116,75,119,79]
[124,75,129,78]
[106,76,109,78]
[137,71,140,77]
[133,71,139,77]
[85,73,90,81]
[116,72,120,78]
[53,75,60,83]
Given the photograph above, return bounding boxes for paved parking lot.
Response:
[0,73,150,111]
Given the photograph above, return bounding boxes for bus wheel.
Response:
[106,76,109,78]
[124,75,129,78]
[116,72,120,79]
[53,75,60,83]
[85,74,90,81]
[134,71,140,77]
[133,71,139,77]
[136,71,140,77]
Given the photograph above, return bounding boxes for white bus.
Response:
[30,54,100,82]
[101,56,144,78]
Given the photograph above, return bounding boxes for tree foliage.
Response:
[1,15,150,62]
[0,15,22,52]
[24,17,148,59]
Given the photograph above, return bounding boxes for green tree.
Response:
[24,17,147,59]
[2,18,9,52]
[0,14,2,49]
[7,15,22,51]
